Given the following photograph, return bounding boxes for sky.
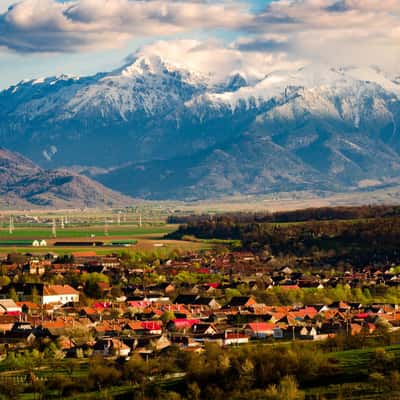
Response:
[1,0,400,89]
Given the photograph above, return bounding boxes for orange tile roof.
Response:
[72,252,97,258]
[246,322,276,332]
[43,285,79,296]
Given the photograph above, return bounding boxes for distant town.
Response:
[0,206,399,399]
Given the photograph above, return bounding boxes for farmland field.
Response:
[0,222,210,255]
[0,224,176,240]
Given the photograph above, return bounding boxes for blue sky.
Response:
[0,0,273,88]
[0,0,399,89]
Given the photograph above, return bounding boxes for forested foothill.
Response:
[168,205,400,266]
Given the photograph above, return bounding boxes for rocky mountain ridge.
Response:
[1,57,400,200]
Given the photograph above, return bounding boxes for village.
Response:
[0,249,398,359]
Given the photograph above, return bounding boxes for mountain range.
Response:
[0,147,132,208]
[2,56,400,201]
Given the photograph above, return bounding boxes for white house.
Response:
[223,331,249,345]
[42,285,79,305]
[93,338,131,357]
[0,299,21,314]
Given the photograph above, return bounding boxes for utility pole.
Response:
[61,216,65,229]
[9,216,14,235]
[139,213,142,228]
[104,218,109,236]
[52,218,57,238]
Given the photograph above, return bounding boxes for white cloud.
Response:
[0,0,251,52]
[2,0,400,76]
[131,38,303,82]
[252,0,400,72]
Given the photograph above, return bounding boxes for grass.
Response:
[333,344,400,374]
[0,223,211,255]
[8,343,400,399]
[0,225,177,240]
[0,224,191,255]
[304,345,400,399]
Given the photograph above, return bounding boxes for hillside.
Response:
[2,59,400,199]
[0,148,132,208]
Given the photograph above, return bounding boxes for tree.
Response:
[0,380,22,399]
[31,286,40,304]
[64,358,80,377]
[0,276,10,287]
[123,354,150,387]
[64,326,93,347]
[160,310,176,323]
[186,382,201,400]
[265,376,305,400]
[89,359,121,391]
[370,348,395,373]
[7,287,18,302]
[369,372,386,393]
[83,273,109,298]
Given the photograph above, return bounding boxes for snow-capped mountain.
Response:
[1,57,400,200]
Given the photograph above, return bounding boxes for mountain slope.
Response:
[2,60,400,200]
[0,148,132,208]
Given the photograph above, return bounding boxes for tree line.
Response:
[168,214,400,265]
[168,205,400,224]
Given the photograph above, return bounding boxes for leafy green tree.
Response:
[0,276,10,287]
[7,287,18,302]
[265,376,305,400]
[161,310,176,323]
[82,273,109,298]
[89,359,121,391]
[31,286,40,304]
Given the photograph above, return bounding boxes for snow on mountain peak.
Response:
[114,54,211,90]
[121,55,170,77]
[194,63,400,111]
[4,57,400,127]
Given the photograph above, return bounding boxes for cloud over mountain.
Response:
[0,0,250,52]
[129,39,301,83]
[2,0,400,77]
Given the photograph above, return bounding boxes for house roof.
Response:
[71,252,97,258]
[173,295,198,305]
[246,322,276,332]
[0,299,20,311]
[126,321,162,331]
[172,319,200,329]
[193,297,217,306]
[43,285,79,296]
[227,296,255,307]
[16,301,40,309]
[192,323,216,334]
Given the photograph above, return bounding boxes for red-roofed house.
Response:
[244,322,276,338]
[168,319,200,332]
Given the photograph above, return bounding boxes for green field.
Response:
[0,223,213,255]
[0,225,176,240]
[304,345,400,399]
